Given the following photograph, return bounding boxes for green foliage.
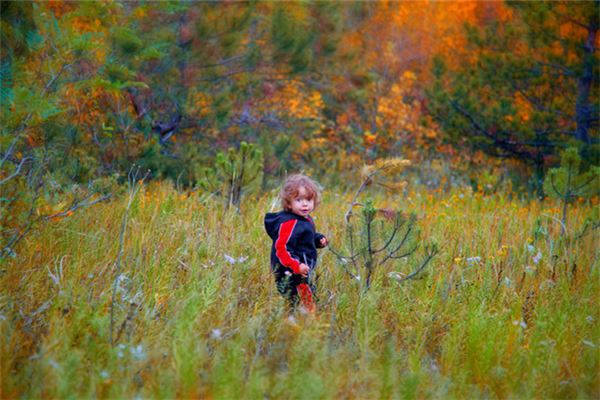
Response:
[198,141,263,210]
[271,6,314,73]
[0,58,13,109]
[135,139,177,180]
[333,197,437,291]
[544,147,599,234]
[0,1,37,56]
[544,147,599,200]
[428,1,599,191]
[112,28,143,55]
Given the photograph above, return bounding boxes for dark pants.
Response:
[272,264,317,311]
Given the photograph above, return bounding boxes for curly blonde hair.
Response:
[280,174,321,211]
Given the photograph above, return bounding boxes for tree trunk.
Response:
[574,21,597,144]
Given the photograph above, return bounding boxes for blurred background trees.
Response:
[1,1,598,255]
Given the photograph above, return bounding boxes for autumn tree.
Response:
[428,1,599,195]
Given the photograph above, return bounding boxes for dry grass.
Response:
[1,181,598,399]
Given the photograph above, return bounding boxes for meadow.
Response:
[1,180,598,399]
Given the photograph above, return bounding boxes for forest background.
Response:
[1,1,599,398]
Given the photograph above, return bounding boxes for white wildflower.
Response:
[512,320,527,329]
[586,316,594,323]
[527,244,535,253]
[100,370,110,379]
[532,252,542,265]
[130,344,146,360]
[466,256,481,266]
[224,254,248,265]
[210,329,222,340]
[284,270,292,276]
[504,277,512,287]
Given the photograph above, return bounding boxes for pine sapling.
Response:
[543,147,599,236]
[331,158,438,291]
[198,141,263,210]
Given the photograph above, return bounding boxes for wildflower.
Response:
[532,252,542,265]
[224,254,249,265]
[504,277,512,287]
[466,256,481,266]
[284,270,292,276]
[388,271,406,282]
[527,244,535,253]
[100,370,110,380]
[453,257,462,264]
[586,316,594,323]
[116,274,129,285]
[513,320,527,329]
[130,344,146,360]
[224,254,236,264]
[211,329,222,340]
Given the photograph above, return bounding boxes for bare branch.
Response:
[110,169,149,346]
[0,157,29,186]
[344,176,372,223]
[390,247,438,284]
[386,244,419,260]
[381,225,413,264]
[43,194,112,221]
[373,219,404,254]
[540,213,568,236]
[0,192,112,260]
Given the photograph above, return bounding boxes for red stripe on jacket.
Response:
[274,219,301,273]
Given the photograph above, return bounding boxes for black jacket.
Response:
[264,211,326,273]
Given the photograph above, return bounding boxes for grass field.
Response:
[1,181,598,399]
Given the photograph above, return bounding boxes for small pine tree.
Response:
[543,147,599,235]
[199,141,263,210]
[331,158,438,291]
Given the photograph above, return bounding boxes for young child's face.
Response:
[289,186,314,217]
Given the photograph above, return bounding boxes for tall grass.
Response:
[1,181,598,398]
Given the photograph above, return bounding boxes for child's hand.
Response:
[319,236,329,247]
[298,263,310,277]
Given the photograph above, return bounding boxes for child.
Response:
[264,174,328,313]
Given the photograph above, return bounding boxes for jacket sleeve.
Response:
[274,219,301,273]
[315,232,327,248]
